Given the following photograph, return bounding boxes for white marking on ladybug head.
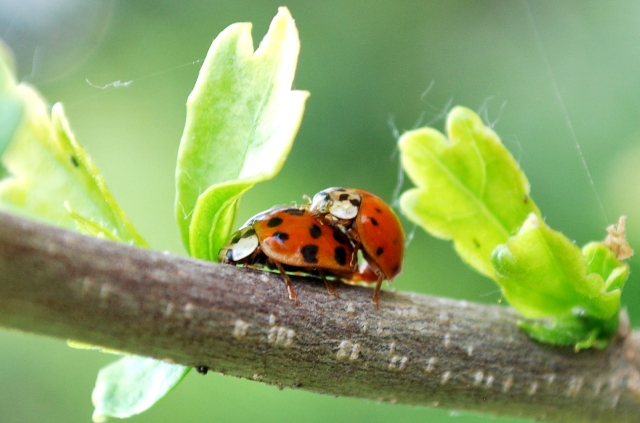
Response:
[310,187,361,220]
[310,191,333,214]
[219,227,259,262]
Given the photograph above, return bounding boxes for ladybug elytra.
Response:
[219,188,405,307]
[309,187,405,305]
[219,206,357,301]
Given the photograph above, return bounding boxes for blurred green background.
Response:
[2,0,640,422]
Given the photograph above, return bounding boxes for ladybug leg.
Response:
[350,244,361,268]
[273,261,298,304]
[318,270,339,299]
[345,228,362,268]
[371,273,384,310]
[346,226,361,245]
[349,260,379,283]
[346,260,384,308]
[355,258,384,309]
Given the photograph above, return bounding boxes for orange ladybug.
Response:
[219,207,357,301]
[309,187,405,306]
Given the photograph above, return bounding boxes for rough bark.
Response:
[0,210,638,422]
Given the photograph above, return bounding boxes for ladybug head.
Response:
[218,226,259,263]
[310,187,362,221]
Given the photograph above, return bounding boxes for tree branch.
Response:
[0,210,639,422]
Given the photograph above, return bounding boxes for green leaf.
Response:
[189,180,252,260]
[0,41,16,92]
[175,7,308,259]
[399,106,631,349]
[399,106,540,278]
[92,356,190,422]
[67,340,123,355]
[518,311,619,351]
[491,213,620,320]
[0,43,23,178]
[582,241,630,293]
[0,96,22,165]
[0,49,146,246]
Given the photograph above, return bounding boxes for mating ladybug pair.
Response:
[219,188,405,306]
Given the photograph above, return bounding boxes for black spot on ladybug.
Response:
[334,246,347,265]
[231,232,242,244]
[243,228,256,238]
[196,366,209,375]
[273,231,289,242]
[370,217,379,226]
[70,156,79,167]
[301,244,319,264]
[393,264,400,274]
[339,193,350,201]
[285,208,305,215]
[332,228,349,245]
[376,247,384,256]
[375,207,382,213]
[267,217,283,227]
[349,198,361,207]
[309,224,322,239]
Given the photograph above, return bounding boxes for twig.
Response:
[0,210,638,422]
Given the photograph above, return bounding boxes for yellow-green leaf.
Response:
[92,356,190,422]
[175,7,308,259]
[0,44,145,246]
[491,213,620,320]
[399,106,540,278]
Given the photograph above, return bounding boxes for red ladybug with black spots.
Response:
[309,187,405,305]
[219,206,357,301]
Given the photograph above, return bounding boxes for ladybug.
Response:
[308,187,405,306]
[219,206,357,302]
